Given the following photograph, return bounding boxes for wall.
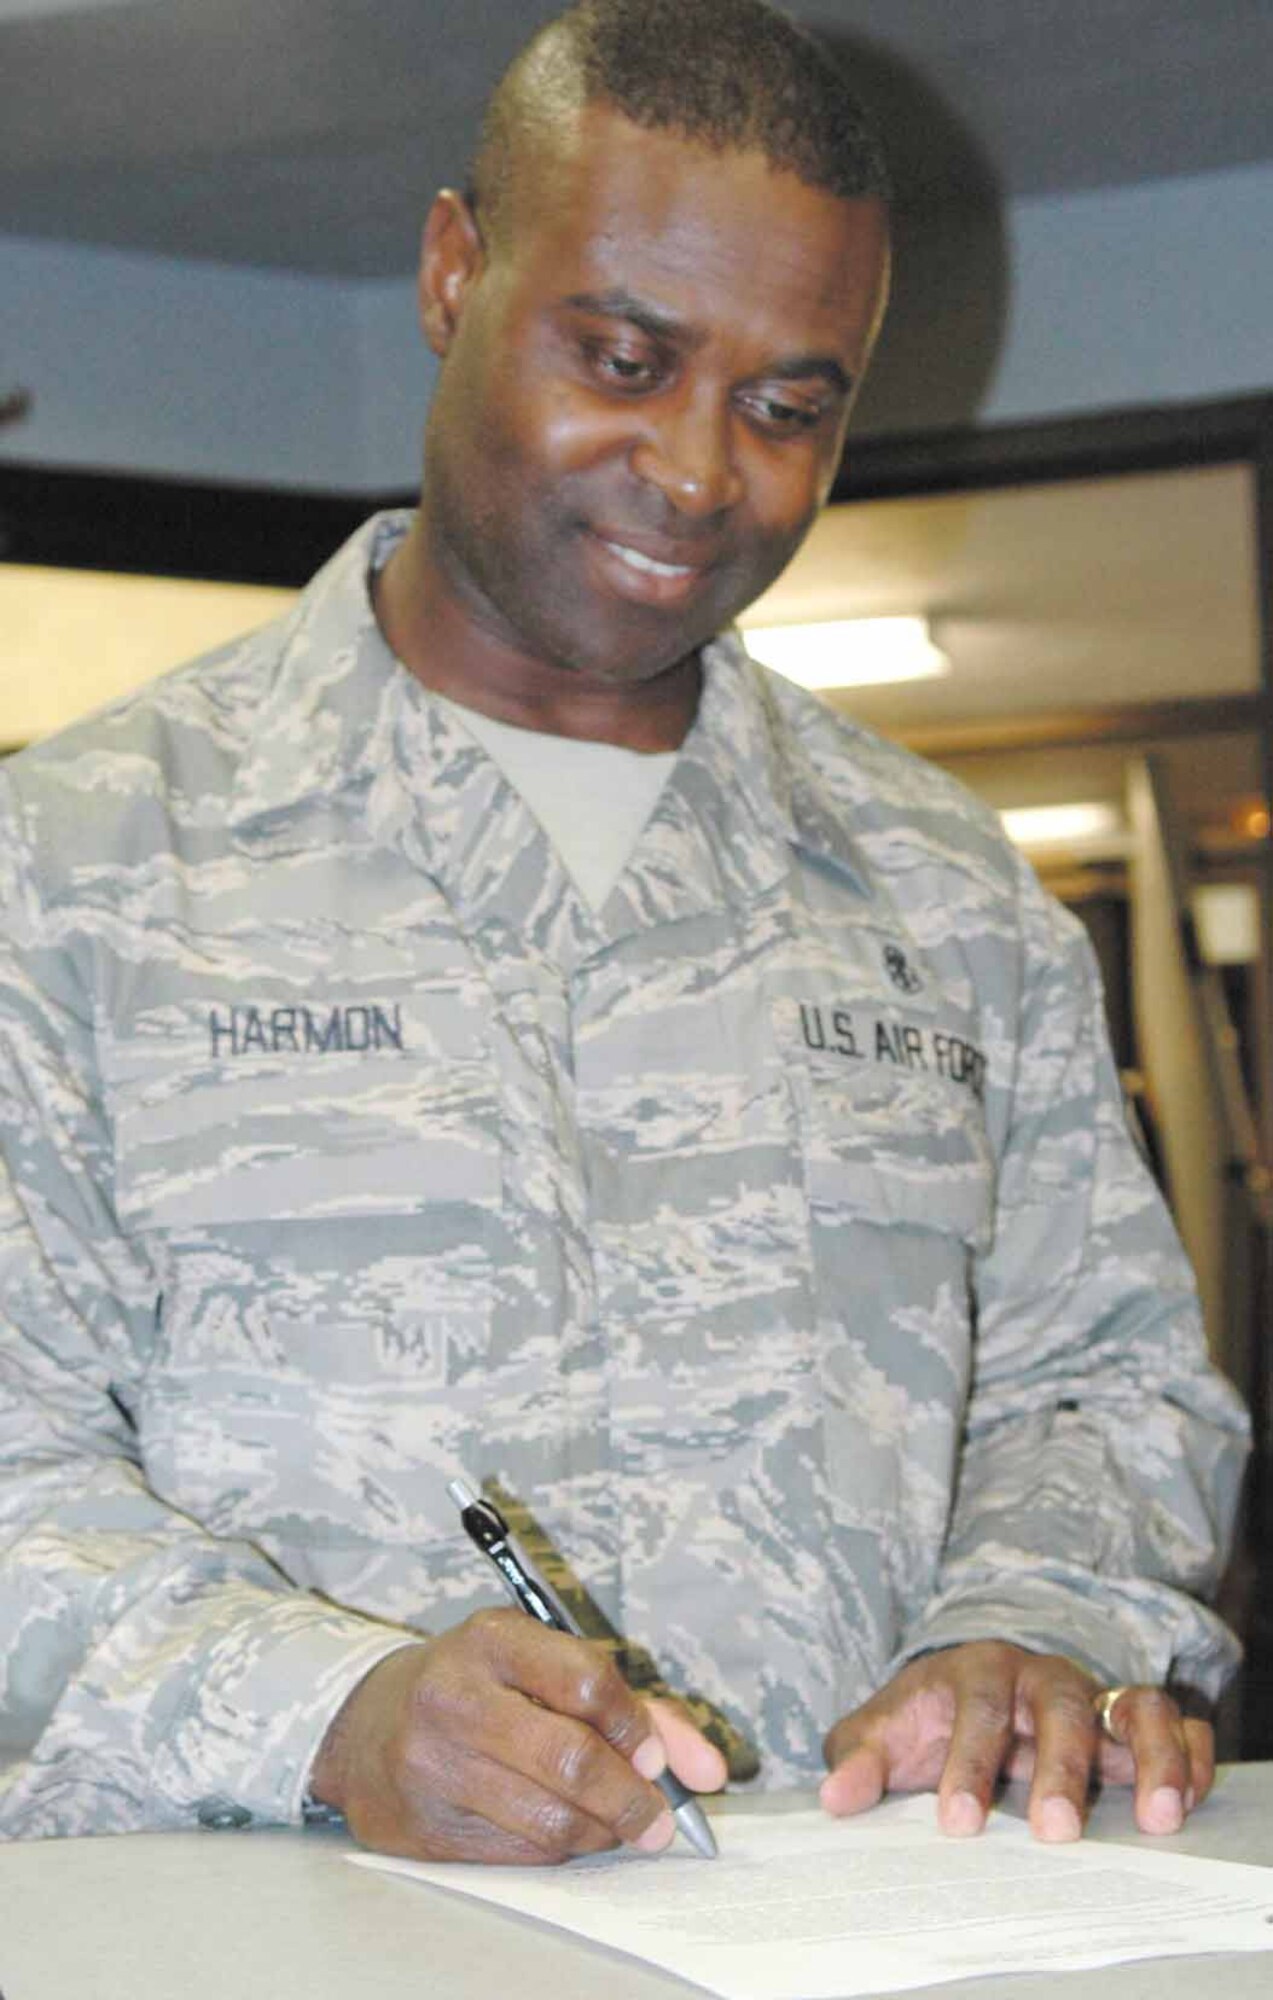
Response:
[0,234,364,487]
[983,159,1273,426]
[350,276,434,492]
[2,157,1270,492]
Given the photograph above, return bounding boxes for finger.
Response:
[399,1686,677,1859]
[433,1677,674,1850]
[821,1664,958,1816]
[819,1739,889,1817]
[383,1737,655,1865]
[410,1615,671,1850]
[479,1611,656,1764]
[458,1736,674,1861]
[1091,1730,1136,1786]
[1022,1668,1100,1842]
[1104,1688,1195,1834]
[1091,1704,1217,1808]
[934,1669,1019,1836]
[1184,1717,1216,1808]
[822,1670,952,1799]
[644,1697,728,1794]
[485,1633,725,1829]
[819,1645,1068,1829]
[517,1692,681,1847]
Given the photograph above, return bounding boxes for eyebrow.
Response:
[561,287,855,396]
[563,287,684,343]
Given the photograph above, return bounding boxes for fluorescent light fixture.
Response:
[740,616,950,691]
[999,802,1122,848]
[1192,882,1260,964]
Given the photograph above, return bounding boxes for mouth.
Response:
[588,530,715,608]
[601,539,698,581]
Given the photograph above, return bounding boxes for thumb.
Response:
[643,1695,728,1795]
[820,1735,889,1817]
[820,1675,935,1817]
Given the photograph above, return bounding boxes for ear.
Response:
[418,190,486,357]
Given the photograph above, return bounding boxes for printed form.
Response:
[352,1796,1273,1999]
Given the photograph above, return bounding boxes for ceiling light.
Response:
[739,616,950,691]
[1234,800,1271,841]
[1192,883,1260,965]
[999,803,1123,848]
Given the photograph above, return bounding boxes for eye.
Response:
[739,390,825,436]
[582,340,664,391]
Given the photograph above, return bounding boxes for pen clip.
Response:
[447,1480,512,1553]
[448,1477,571,1630]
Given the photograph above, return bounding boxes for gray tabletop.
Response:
[3,1765,1271,2000]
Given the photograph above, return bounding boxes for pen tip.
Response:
[678,1804,719,1859]
[446,1477,477,1509]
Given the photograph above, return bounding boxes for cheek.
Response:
[528,386,636,479]
[742,454,825,553]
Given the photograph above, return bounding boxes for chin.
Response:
[540,624,704,689]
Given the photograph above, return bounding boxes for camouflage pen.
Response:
[446,1477,718,1859]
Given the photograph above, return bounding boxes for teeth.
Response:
[605,540,694,580]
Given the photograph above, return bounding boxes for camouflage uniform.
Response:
[0,513,1249,1838]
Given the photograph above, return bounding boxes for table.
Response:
[3,1765,1271,2000]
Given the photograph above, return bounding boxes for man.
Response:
[0,0,1249,1863]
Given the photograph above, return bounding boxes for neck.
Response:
[371,519,701,753]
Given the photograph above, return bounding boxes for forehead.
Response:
[501,104,889,350]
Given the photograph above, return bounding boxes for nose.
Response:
[629,388,744,519]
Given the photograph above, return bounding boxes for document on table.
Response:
[351,1795,1273,2000]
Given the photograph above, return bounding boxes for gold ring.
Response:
[1093,1686,1132,1738]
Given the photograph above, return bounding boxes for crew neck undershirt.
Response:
[435,696,678,912]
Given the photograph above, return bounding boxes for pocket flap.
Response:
[794,1058,995,1248]
[113,1061,501,1228]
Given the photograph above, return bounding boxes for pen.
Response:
[446,1477,718,1860]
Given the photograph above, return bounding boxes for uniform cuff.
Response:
[892,1570,1240,1701]
[150,1588,424,1830]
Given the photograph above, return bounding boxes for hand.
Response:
[820,1642,1214,1842]
[308,1609,725,1864]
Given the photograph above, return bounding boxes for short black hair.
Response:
[471,0,890,233]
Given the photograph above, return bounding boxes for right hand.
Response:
[307,1608,725,1864]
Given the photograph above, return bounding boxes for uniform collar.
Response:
[229,511,416,835]
[229,509,871,907]
[664,631,873,905]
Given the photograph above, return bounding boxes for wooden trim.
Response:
[0,463,373,586]
[832,393,1273,504]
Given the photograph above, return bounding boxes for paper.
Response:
[350,1796,1273,1999]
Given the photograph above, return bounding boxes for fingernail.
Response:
[633,1735,667,1781]
[1037,1796,1083,1843]
[941,1790,984,1837]
[633,1810,675,1853]
[1145,1786,1184,1834]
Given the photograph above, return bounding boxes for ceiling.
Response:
[2,0,1273,276]
[743,462,1266,876]
[741,463,1261,732]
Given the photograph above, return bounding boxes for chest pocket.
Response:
[794,1057,994,1250]
[780,989,995,1254]
[112,1055,502,1231]
[107,1044,504,1558]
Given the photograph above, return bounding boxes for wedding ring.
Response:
[1093,1686,1132,1738]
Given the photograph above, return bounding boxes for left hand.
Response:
[820,1642,1215,1842]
